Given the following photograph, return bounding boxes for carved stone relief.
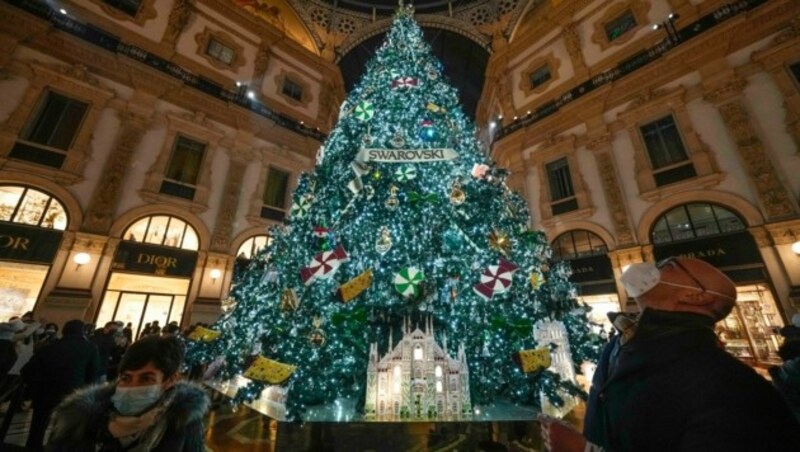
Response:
[588,136,635,245]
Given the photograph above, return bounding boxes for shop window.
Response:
[0,185,68,230]
[790,61,800,86]
[160,136,207,200]
[261,167,290,220]
[546,158,578,215]
[282,78,304,102]
[124,215,199,251]
[715,283,783,364]
[650,203,746,245]
[605,9,637,42]
[102,0,141,16]
[206,38,236,66]
[529,65,551,89]
[640,115,696,187]
[11,90,88,168]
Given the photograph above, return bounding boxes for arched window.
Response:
[0,185,68,230]
[551,230,607,260]
[236,235,272,259]
[413,344,423,361]
[650,203,746,244]
[436,381,443,393]
[435,365,442,378]
[123,215,199,251]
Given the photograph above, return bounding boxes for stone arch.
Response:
[636,190,764,244]
[109,204,211,251]
[0,170,83,232]
[545,220,617,251]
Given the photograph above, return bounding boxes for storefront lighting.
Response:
[73,252,91,269]
[210,268,222,282]
[792,240,800,256]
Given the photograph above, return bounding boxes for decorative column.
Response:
[162,0,191,46]
[82,109,151,233]
[586,133,635,246]
[703,76,799,220]
[561,22,587,77]
[209,147,253,253]
[752,22,800,152]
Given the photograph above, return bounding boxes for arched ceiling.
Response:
[233,1,547,119]
[339,27,489,119]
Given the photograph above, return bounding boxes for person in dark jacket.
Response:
[91,321,120,381]
[540,257,800,452]
[22,319,100,450]
[47,334,209,451]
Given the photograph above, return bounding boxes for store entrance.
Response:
[96,272,189,339]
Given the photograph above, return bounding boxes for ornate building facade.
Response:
[364,317,471,419]
[483,0,800,365]
[1,0,798,369]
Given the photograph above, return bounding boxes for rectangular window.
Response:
[790,61,800,85]
[102,0,142,16]
[160,136,206,200]
[21,90,89,152]
[547,158,578,216]
[263,168,289,209]
[640,115,690,169]
[641,115,696,186]
[605,10,637,42]
[529,65,552,89]
[206,39,235,66]
[282,78,304,102]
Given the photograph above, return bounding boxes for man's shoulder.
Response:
[49,383,115,441]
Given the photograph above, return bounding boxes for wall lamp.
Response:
[73,252,91,270]
[210,268,222,283]
[792,241,800,256]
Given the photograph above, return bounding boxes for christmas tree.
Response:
[187,5,603,420]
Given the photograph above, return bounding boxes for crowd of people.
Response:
[1,258,800,451]
[0,317,210,451]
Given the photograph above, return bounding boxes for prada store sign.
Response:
[0,222,62,264]
[113,241,197,277]
[653,232,761,268]
[567,254,614,283]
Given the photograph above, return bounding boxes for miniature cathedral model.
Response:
[364,317,471,419]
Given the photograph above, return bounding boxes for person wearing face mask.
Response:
[34,322,59,353]
[0,312,41,403]
[539,257,800,451]
[47,334,209,451]
[22,319,100,450]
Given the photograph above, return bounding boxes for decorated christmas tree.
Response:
[187,4,603,420]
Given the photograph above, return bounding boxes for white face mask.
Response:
[111,384,164,416]
[621,261,735,301]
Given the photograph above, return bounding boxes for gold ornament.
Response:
[280,288,299,312]
[385,185,400,211]
[529,270,545,290]
[309,316,326,347]
[187,326,220,342]
[337,269,374,302]
[375,226,393,254]
[489,230,511,256]
[449,180,466,205]
[515,347,551,373]
[243,355,297,384]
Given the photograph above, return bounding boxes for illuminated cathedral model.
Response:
[364,317,471,419]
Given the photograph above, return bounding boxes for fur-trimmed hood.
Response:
[48,381,209,446]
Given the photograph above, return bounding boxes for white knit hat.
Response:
[620,262,662,298]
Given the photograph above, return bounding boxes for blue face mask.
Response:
[111,385,164,416]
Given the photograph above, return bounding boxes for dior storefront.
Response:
[0,185,68,320]
[95,215,199,338]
